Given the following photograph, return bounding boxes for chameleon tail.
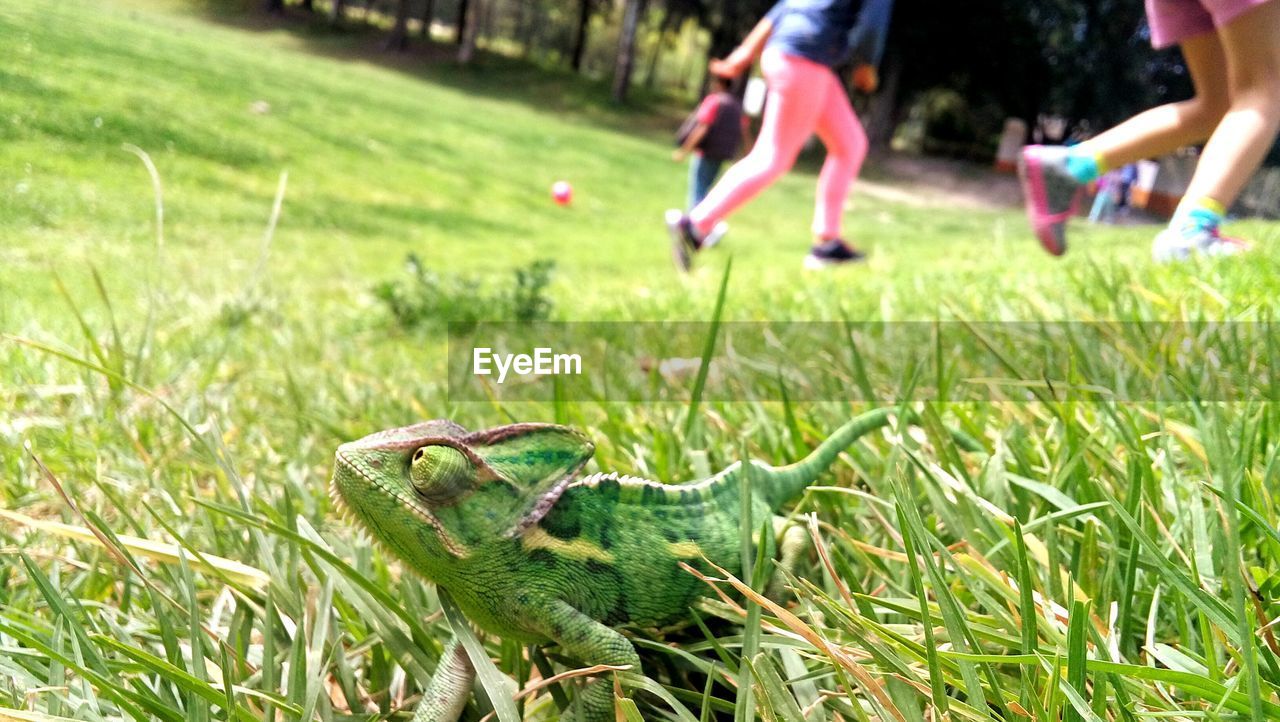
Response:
[758,407,983,510]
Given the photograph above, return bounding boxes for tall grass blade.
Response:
[683,256,732,443]
[439,589,521,722]
[745,653,806,722]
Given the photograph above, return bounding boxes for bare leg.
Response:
[1182,0,1280,206]
[1079,32,1229,168]
[1017,32,1232,256]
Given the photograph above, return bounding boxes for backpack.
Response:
[674,108,701,148]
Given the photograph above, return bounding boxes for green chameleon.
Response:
[330,408,979,721]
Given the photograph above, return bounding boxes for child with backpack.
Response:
[674,76,751,210]
[665,0,895,272]
[672,74,751,247]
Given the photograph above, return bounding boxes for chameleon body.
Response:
[330,408,977,721]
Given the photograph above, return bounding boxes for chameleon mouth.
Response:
[331,450,468,557]
[328,477,349,517]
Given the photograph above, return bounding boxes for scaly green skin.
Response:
[330,409,979,721]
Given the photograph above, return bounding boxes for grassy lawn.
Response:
[4,0,1280,719]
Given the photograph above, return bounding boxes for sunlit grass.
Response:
[3,0,1280,719]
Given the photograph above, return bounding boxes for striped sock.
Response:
[1064,150,1106,184]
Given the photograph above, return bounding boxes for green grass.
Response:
[4,0,1280,719]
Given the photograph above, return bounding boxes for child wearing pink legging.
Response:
[666,0,893,271]
[1020,0,1280,261]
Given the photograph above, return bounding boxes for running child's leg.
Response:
[1181,1,1280,209]
[700,159,724,204]
[688,53,827,236]
[1019,31,1229,255]
[687,155,704,211]
[1154,0,1280,259]
[810,70,868,241]
[1075,32,1229,173]
[688,156,722,210]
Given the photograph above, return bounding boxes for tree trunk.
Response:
[707,0,743,61]
[455,0,470,45]
[642,7,671,89]
[569,0,591,72]
[265,0,285,13]
[331,0,346,23]
[479,0,494,41]
[611,0,644,103]
[678,44,694,92]
[863,53,903,153]
[386,0,412,50]
[457,0,481,63]
[419,0,436,38]
[370,0,388,27]
[517,0,535,57]
[299,0,313,11]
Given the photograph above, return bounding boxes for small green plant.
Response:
[372,254,555,330]
[217,291,278,329]
[508,259,555,323]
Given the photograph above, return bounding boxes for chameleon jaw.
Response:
[331,449,468,558]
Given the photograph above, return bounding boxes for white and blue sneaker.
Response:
[1152,225,1249,263]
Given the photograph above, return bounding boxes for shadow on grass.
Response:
[180,0,691,139]
[119,0,990,204]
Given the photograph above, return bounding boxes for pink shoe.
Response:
[1018,145,1084,256]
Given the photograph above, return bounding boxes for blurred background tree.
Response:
[245,0,1214,161]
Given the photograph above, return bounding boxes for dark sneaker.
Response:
[803,238,865,269]
[665,209,704,272]
[1018,145,1083,256]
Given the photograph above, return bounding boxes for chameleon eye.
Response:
[409,445,475,503]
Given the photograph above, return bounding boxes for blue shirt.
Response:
[764,0,894,68]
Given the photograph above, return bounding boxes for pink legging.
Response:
[689,48,868,240]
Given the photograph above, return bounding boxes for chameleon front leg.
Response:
[528,601,641,722]
[766,516,809,600]
[412,638,474,722]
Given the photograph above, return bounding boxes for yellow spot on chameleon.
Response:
[522,527,615,563]
[667,540,705,559]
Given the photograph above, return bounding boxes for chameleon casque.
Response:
[330,408,979,721]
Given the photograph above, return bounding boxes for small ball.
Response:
[551,180,572,205]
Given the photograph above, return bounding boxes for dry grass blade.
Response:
[0,710,83,722]
[681,561,907,722]
[0,508,269,591]
[474,664,632,722]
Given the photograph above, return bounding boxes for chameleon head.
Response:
[331,420,595,578]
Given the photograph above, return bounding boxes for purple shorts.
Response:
[1145,0,1272,48]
